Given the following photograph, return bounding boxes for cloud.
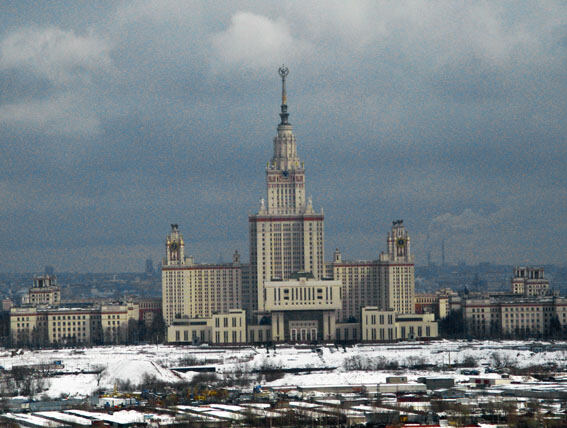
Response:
[0,26,112,85]
[210,12,310,71]
[429,208,492,234]
[0,2,566,271]
[0,26,112,136]
[0,93,101,136]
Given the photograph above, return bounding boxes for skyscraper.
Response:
[248,66,324,316]
[379,220,415,314]
[161,67,436,344]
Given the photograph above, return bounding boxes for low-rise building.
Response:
[463,295,567,337]
[10,302,141,346]
[138,297,162,326]
[47,307,95,345]
[264,275,342,342]
[361,307,438,342]
[415,288,461,319]
[167,309,246,344]
[10,307,48,346]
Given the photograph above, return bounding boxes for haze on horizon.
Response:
[1,1,566,273]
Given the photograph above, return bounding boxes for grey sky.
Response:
[1,1,566,272]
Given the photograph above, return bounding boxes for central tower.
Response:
[267,66,306,215]
[247,66,325,315]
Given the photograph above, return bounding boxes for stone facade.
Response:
[361,307,437,342]
[21,275,60,307]
[264,276,342,342]
[161,68,435,345]
[511,266,549,296]
[463,296,567,337]
[10,302,140,346]
[167,309,246,344]
[247,105,324,314]
[162,224,242,325]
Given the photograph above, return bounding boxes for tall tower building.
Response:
[162,224,242,326]
[162,224,187,325]
[379,220,415,314]
[248,67,325,315]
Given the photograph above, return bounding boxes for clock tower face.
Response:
[397,238,405,247]
[169,240,181,262]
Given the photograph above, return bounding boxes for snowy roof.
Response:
[3,413,60,427]
[34,411,93,426]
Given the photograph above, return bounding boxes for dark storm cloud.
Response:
[0,1,566,272]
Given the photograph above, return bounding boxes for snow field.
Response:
[1,340,565,398]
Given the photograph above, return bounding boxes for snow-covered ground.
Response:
[1,340,565,398]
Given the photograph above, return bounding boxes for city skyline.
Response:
[1,2,566,272]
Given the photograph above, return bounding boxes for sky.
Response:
[0,1,566,272]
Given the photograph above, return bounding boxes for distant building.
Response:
[138,297,162,326]
[21,275,60,307]
[2,298,13,312]
[10,301,141,346]
[264,274,342,342]
[511,266,549,296]
[145,258,155,275]
[167,309,246,344]
[415,288,460,319]
[462,266,564,338]
[463,295,567,338]
[10,276,143,346]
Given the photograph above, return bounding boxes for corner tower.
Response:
[248,66,325,315]
[379,220,415,314]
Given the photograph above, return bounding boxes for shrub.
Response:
[177,355,200,366]
[461,356,477,368]
[189,372,218,386]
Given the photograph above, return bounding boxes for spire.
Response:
[278,65,290,125]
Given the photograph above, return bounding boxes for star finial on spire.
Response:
[278,65,290,125]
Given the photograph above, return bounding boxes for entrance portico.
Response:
[264,276,341,343]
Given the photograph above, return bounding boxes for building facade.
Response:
[10,303,141,346]
[326,252,381,322]
[21,275,60,307]
[264,275,342,342]
[10,276,149,346]
[162,67,435,345]
[415,288,459,319]
[167,309,246,345]
[463,296,567,338]
[162,224,242,325]
[248,67,324,315]
[325,220,416,322]
[463,267,562,338]
[361,307,438,342]
[378,220,415,314]
[511,266,549,296]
